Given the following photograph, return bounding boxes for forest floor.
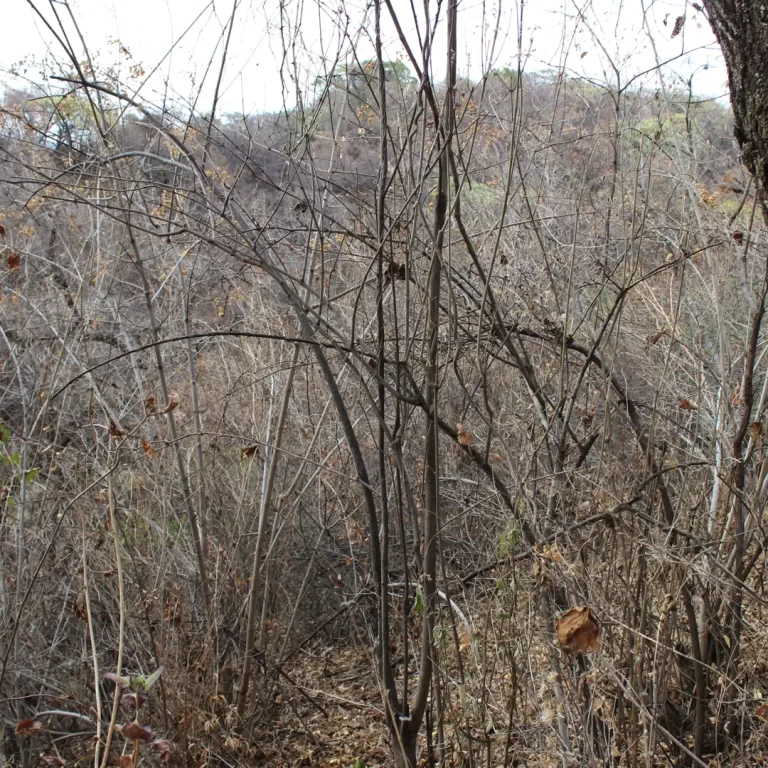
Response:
[248,643,392,768]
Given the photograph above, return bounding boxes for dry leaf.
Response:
[749,422,762,441]
[671,15,685,37]
[15,719,43,736]
[459,625,472,653]
[733,230,744,245]
[153,739,174,763]
[0,224,6,237]
[115,756,133,768]
[144,395,156,413]
[457,423,472,446]
[556,606,600,654]
[39,756,65,768]
[163,393,179,414]
[241,445,260,460]
[647,331,664,345]
[122,721,153,743]
[108,420,125,439]
[141,439,156,458]
[731,383,742,407]
[756,703,768,722]
[678,399,697,411]
[7,251,20,270]
[73,593,88,621]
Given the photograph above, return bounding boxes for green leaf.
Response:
[353,760,366,768]
[498,522,520,558]
[104,673,130,688]
[414,585,424,614]
[24,468,39,484]
[0,422,10,443]
[142,666,164,691]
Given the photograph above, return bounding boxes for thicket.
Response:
[0,5,766,767]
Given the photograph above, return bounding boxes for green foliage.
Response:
[105,666,164,693]
[3,451,20,468]
[414,584,425,614]
[317,59,416,104]
[487,67,519,88]
[463,182,502,207]
[498,520,520,558]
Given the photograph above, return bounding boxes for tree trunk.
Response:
[392,730,418,768]
[704,0,768,215]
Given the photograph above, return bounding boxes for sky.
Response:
[2,0,729,116]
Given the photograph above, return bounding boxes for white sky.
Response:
[2,0,729,116]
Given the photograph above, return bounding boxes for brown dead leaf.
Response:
[122,721,153,742]
[162,393,179,414]
[678,399,697,411]
[241,445,260,461]
[647,331,663,345]
[39,756,65,768]
[15,719,43,736]
[144,394,156,413]
[755,703,768,722]
[153,739,174,763]
[141,439,156,458]
[731,383,742,408]
[0,224,5,237]
[456,423,472,446]
[750,422,762,442]
[556,606,600,654]
[108,420,125,439]
[73,593,88,621]
[7,251,20,270]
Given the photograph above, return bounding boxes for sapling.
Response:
[104,667,172,767]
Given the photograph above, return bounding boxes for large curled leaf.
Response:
[556,606,600,654]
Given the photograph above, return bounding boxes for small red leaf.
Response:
[7,251,20,270]
[121,692,147,713]
[141,439,156,458]
[15,719,43,736]
[122,721,153,743]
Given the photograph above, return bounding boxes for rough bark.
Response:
[704,0,768,215]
